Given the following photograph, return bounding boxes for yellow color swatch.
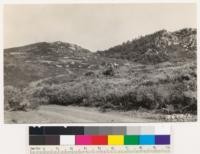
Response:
[108,135,124,145]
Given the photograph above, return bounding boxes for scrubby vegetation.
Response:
[99,28,196,64]
[5,62,196,114]
[4,86,25,111]
[4,28,197,117]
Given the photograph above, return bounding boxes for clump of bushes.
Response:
[18,74,196,114]
[84,71,95,77]
[102,65,115,76]
[4,86,26,111]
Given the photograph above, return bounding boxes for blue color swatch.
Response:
[139,135,155,145]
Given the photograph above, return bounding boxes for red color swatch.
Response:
[91,135,108,145]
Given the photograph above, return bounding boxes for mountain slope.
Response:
[5,41,91,59]
[4,41,123,87]
[98,28,196,64]
[4,41,93,87]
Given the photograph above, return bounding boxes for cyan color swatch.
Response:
[139,135,155,145]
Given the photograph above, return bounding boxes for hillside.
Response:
[4,28,197,122]
[4,41,127,87]
[4,41,93,87]
[98,28,196,64]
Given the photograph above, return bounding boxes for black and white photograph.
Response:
[4,3,197,123]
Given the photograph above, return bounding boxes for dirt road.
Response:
[5,105,160,123]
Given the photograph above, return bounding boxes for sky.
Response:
[4,3,196,51]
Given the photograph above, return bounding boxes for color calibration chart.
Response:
[29,126,171,154]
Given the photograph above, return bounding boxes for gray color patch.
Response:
[126,126,141,135]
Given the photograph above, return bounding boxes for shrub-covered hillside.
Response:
[98,28,196,64]
[4,28,197,116]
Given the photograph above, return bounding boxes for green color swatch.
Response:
[124,135,139,145]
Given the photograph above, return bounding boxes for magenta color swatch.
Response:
[75,135,92,145]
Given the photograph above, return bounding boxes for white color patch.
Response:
[60,135,75,145]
